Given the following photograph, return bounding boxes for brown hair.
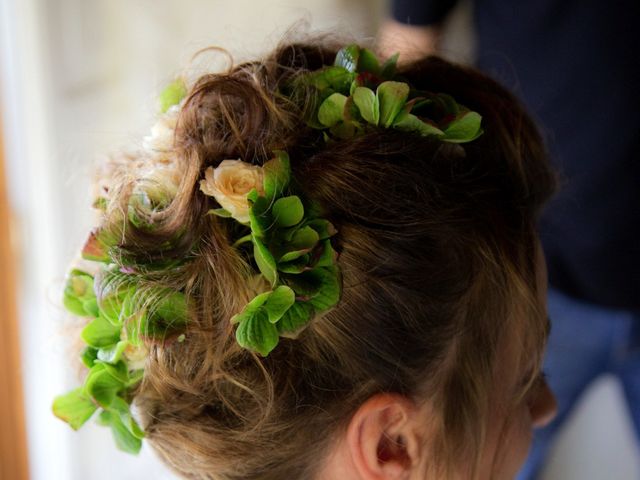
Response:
[98,40,556,479]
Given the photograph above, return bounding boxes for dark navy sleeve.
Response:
[391,0,459,25]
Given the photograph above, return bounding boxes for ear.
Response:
[346,393,424,480]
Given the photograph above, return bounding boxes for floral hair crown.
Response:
[52,44,483,454]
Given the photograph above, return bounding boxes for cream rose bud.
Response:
[200,159,265,224]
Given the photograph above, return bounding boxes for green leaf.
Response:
[393,113,445,137]
[318,93,348,127]
[83,364,123,409]
[358,48,380,74]
[97,340,129,364]
[235,309,279,356]
[262,150,291,201]
[277,301,314,338]
[377,81,410,128]
[380,53,399,79]
[263,285,295,324]
[442,111,483,143]
[230,291,271,325]
[334,44,361,72]
[352,87,379,125]
[304,266,342,311]
[206,207,232,218]
[272,195,304,228]
[252,236,278,287]
[52,388,98,430]
[81,315,121,349]
[159,78,187,113]
[248,194,272,239]
[80,346,99,369]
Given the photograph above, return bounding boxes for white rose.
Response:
[142,105,179,152]
[199,159,265,224]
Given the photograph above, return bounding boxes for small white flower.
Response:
[142,105,179,153]
[199,159,265,224]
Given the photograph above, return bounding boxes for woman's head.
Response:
[84,41,557,479]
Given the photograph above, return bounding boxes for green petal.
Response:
[235,309,279,357]
[290,225,320,251]
[442,111,483,143]
[277,254,311,274]
[248,194,272,239]
[107,410,143,454]
[306,219,337,240]
[353,87,379,125]
[263,150,291,202]
[318,93,348,127]
[159,78,187,113]
[301,65,353,93]
[278,248,311,263]
[101,361,129,384]
[97,340,129,364]
[63,270,96,317]
[230,291,271,325]
[80,346,99,369]
[83,364,123,409]
[377,81,410,128]
[277,301,314,338]
[82,297,99,317]
[81,229,111,262]
[263,285,295,324]
[305,266,342,311]
[97,283,136,327]
[329,121,357,139]
[357,48,381,74]
[110,396,145,440]
[252,236,278,287]
[312,239,337,268]
[393,113,445,137]
[272,195,304,228]
[142,291,188,340]
[52,388,98,430]
[81,315,121,349]
[380,52,399,79]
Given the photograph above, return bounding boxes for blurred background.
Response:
[0,1,638,479]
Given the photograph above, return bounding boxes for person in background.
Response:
[379,1,640,478]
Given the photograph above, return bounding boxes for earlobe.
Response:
[346,393,423,480]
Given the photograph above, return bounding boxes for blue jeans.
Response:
[517,287,640,479]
